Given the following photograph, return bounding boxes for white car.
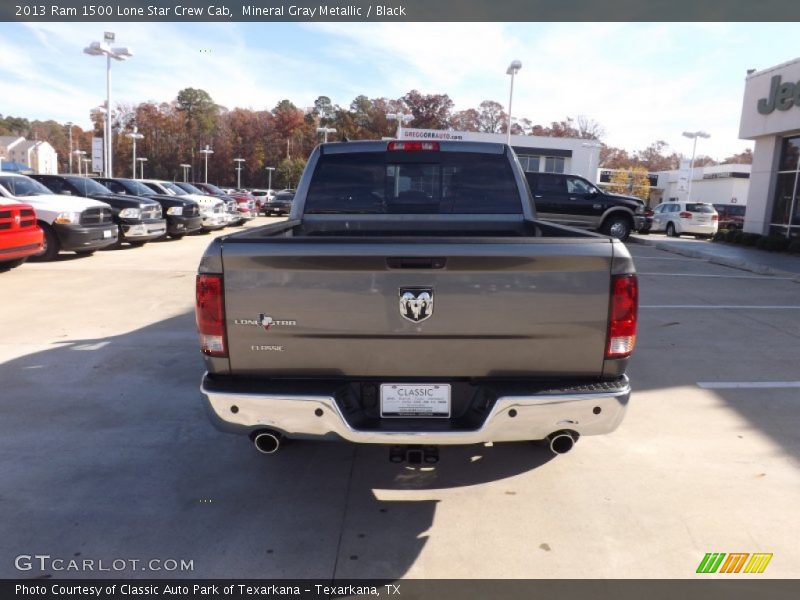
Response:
[0,173,118,260]
[139,179,226,231]
[651,201,719,239]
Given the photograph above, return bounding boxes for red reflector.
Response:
[196,274,227,357]
[679,211,692,219]
[387,141,440,152]
[606,274,638,359]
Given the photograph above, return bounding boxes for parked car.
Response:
[96,178,203,240]
[523,173,646,240]
[713,204,746,231]
[0,173,117,260]
[249,189,275,212]
[29,175,166,247]
[651,201,719,238]
[262,189,294,215]
[189,182,257,223]
[138,179,226,232]
[639,207,654,234]
[0,198,44,269]
[198,140,638,458]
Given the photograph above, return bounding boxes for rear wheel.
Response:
[601,215,632,241]
[168,233,185,240]
[666,222,679,237]
[29,223,60,262]
[74,249,96,256]
[129,241,147,247]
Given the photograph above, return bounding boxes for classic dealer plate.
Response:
[380,383,451,418]
[103,229,112,238]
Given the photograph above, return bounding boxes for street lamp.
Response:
[83,32,133,178]
[506,60,522,145]
[180,163,191,182]
[234,158,245,189]
[581,141,602,182]
[136,157,148,179]
[66,122,75,173]
[199,145,214,184]
[126,126,144,178]
[682,131,710,202]
[316,127,337,143]
[73,149,86,175]
[387,112,413,139]
[81,157,92,174]
[265,166,275,190]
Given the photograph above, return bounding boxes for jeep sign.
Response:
[757,75,800,115]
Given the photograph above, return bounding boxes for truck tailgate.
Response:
[221,238,613,379]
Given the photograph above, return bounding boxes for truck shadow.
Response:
[0,312,554,580]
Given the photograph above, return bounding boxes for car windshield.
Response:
[176,182,206,195]
[160,181,187,195]
[0,176,53,197]
[66,177,113,196]
[116,179,157,196]
[200,183,224,195]
[686,203,715,213]
[305,151,522,214]
[275,192,294,201]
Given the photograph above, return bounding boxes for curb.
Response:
[628,236,800,283]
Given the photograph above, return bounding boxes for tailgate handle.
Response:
[386,257,446,269]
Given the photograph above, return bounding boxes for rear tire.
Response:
[128,241,147,247]
[74,249,96,256]
[29,223,60,261]
[601,215,632,241]
[168,233,185,240]
[666,222,679,237]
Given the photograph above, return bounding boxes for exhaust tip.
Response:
[252,430,282,454]
[548,430,578,455]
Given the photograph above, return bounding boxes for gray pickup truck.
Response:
[197,140,638,461]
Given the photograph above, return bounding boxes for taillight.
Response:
[711,214,719,221]
[645,208,654,217]
[606,274,638,359]
[196,274,227,357]
[387,141,440,152]
[679,211,692,219]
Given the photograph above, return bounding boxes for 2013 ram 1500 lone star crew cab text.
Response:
[196,141,638,459]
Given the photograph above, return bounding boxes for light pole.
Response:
[265,166,275,190]
[234,158,245,189]
[199,145,213,184]
[387,111,412,139]
[581,141,602,182]
[126,126,144,178]
[682,131,710,202]
[73,150,86,175]
[82,157,92,174]
[66,122,74,173]
[180,163,191,182]
[316,126,337,143]
[137,157,147,179]
[506,60,522,146]
[84,32,133,178]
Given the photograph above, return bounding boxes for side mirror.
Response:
[587,190,599,198]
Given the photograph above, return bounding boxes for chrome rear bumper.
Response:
[201,374,630,445]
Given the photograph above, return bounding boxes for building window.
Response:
[544,156,565,174]
[771,135,800,237]
[517,154,541,172]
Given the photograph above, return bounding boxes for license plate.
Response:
[102,229,112,239]
[380,384,451,418]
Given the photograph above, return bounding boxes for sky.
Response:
[1,21,798,160]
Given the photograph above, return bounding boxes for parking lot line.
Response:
[641,305,800,309]
[637,272,793,279]
[697,381,800,389]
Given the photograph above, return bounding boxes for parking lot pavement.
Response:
[1,230,799,579]
[631,233,800,279]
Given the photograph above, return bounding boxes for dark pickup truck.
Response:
[30,175,167,246]
[197,141,638,460]
[524,172,648,240]
[97,177,203,239]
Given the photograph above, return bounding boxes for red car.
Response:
[0,200,44,269]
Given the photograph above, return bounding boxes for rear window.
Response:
[304,151,522,214]
[686,203,715,213]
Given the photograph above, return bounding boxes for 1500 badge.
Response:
[234,314,297,331]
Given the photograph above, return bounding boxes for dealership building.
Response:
[740,58,800,237]
[397,128,600,181]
